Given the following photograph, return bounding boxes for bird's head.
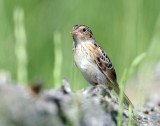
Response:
[70,25,95,43]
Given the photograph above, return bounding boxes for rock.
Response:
[0,72,159,126]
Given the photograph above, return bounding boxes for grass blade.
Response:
[117,69,128,126]
[128,105,132,126]
[53,32,63,88]
[14,7,28,84]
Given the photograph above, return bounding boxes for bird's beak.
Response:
[70,31,79,35]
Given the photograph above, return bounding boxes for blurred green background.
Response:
[1,0,160,97]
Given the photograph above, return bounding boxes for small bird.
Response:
[70,25,134,107]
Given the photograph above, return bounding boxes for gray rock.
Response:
[0,72,159,126]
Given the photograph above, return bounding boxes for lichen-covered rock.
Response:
[0,72,159,126]
[134,94,160,126]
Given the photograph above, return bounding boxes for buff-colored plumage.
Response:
[71,25,134,107]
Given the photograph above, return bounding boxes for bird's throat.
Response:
[73,36,80,47]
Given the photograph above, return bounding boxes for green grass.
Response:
[128,105,132,126]
[117,52,147,125]
[53,32,63,88]
[0,0,160,91]
[14,7,28,84]
[117,69,128,126]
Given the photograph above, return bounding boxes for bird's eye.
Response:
[83,28,86,32]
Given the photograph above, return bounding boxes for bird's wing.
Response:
[93,43,117,86]
[89,42,134,107]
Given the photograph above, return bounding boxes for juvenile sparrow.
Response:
[70,25,134,107]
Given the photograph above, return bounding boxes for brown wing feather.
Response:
[92,43,134,107]
[94,45,117,85]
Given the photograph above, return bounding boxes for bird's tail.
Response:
[109,82,134,108]
[122,91,134,108]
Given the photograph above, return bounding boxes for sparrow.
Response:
[70,25,134,107]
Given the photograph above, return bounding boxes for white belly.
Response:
[73,44,107,85]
